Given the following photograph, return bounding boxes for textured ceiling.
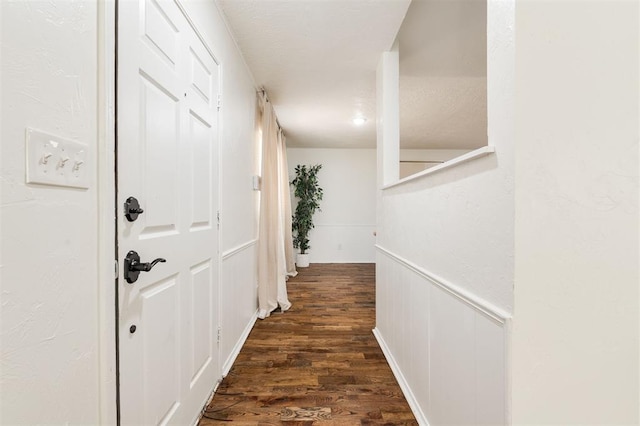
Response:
[216,0,486,150]
[216,0,411,148]
[398,0,487,150]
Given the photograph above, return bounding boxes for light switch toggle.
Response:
[73,160,84,171]
[41,152,53,165]
[58,155,70,169]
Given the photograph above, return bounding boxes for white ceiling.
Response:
[216,0,411,148]
[216,0,486,150]
[398,0,487,150]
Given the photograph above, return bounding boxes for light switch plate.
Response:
[26,128,90,189]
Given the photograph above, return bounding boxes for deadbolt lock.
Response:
[124,196,144,222]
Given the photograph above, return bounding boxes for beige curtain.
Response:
[257,93,296,319]
[278,129,297,277]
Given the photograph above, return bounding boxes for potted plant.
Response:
[291,164,323,267]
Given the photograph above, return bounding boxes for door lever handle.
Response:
[130,257,166,272]
[124,250,166,283]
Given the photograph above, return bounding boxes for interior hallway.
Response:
[199,263,417,425]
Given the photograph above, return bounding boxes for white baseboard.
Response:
[221,310,258,377]
[373,327,430,426]
[192,379,221,426]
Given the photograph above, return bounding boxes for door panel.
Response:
[190,260,213,384]
[189,111,213,229]
[118,0,220,424]
[140,276,180,424]
[139,74,180,234]
[143,0,180,67]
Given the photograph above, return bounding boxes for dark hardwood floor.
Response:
[198,263,417,425]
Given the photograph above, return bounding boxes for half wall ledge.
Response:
[382,146,496,190]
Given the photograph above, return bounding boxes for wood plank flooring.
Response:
[198,263,417,425]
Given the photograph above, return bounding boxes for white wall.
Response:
[0,1,101,424]
[512,1,639,423]
[378,1,640,425]
[374,0,514,424]
[0,1,261,423]
[287,148,377,263]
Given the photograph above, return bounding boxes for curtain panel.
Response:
[257,92,296,319]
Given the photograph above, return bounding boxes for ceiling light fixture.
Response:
[352,117,367,126]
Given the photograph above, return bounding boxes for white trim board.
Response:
[375,245,510,323]
[314,223,376,228]
[221,311,258,377]
[97,1,117,424]
[222,239,257,260]
[383,146,496,190]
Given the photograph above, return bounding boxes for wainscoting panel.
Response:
[474,312,507,424]
[375,246,509,426]
[307,224,376,263]
[220,240,258,375]
[429,284,477,425]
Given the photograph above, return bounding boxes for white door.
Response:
[117,0,220,424]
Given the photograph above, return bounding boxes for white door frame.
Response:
[97,1,224,423]
[97,0,117,424]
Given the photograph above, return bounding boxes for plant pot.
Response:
[296,253,310,268]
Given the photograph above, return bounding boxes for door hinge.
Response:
[217,94,221,111]
[217,326,221,345]
[114,260,119,279]
[216,211,220,230]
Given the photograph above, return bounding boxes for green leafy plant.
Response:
[291,164,323,255]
